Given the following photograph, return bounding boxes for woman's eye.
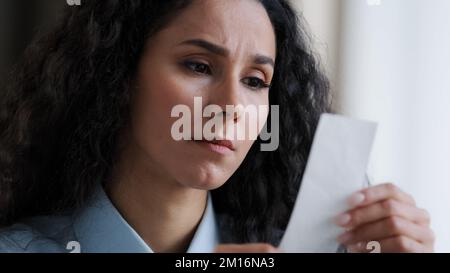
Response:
[184,61,212,75]
[242,77,270,90]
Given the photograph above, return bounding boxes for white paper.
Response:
[279,113,377,252]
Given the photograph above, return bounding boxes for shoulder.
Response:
[0,214,75,253]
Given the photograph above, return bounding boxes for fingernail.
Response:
[335,213,351,226]
[348,192,365,207]
[337,232,353,244]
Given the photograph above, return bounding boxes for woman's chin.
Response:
[175,167,232,191]
[188,181,225,191]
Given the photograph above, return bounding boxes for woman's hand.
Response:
[214,243,280,253]
[335,183,435,253]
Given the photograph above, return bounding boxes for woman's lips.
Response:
[194,139,235,155]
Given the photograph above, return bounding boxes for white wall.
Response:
[295,0,450,252]
[292,0,341,81]
[292,0,342,110]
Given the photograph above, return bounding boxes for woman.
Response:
[0,0,434,253]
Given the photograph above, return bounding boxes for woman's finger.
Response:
[347,241,372,253]
[348,236,433,253]
[335,199,431,228]
[337,216,435,246]
[347,183,416,208]
[377,236,433,253]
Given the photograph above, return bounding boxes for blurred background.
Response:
[294,0,450,252]
[1,0,449,252]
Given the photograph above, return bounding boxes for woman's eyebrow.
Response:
[178,39,274,68]
[253,55,275,68]
[179,39,228,56]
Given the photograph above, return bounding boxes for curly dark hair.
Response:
[0,0,330,245]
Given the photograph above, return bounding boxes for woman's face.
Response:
[130,0,276,190]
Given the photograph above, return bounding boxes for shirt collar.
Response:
[73,184,219,253]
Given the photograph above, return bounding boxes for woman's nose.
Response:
[207,77,242,121]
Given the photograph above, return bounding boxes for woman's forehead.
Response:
[158,0,276,59]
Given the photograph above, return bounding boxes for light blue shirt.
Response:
[0,184,220,253]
